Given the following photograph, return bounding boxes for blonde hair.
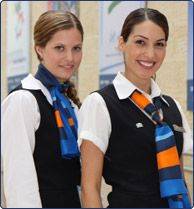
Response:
[34,10,84,61]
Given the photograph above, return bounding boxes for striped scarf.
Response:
[130,90,191,208]
[35,64,79,159]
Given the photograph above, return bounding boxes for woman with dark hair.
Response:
[2,10,83,208]
[79,8,192,208]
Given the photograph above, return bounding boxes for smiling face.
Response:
[35,28,83,82]
[119,20,167,84]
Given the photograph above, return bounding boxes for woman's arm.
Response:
[173,99,192,203]
[1,90,42,208]
[78,93,111,207]
[180,157,192,204]
[173,99,193,153]
[80,140,104,208]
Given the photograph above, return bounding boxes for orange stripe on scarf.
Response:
[157,146,180,170]
[68,118,74,126]
[131,91,150,109]
[55,110,63,127]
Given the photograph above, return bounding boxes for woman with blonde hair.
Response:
[2,10,83,208]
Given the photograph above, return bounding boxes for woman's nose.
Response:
[65,50,73,62]
[144,46,155,59]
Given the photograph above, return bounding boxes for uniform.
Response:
[2,74,81,208]
[78,72,193,208]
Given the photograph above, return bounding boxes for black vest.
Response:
[11,86,81,208]
[97,84,183,195]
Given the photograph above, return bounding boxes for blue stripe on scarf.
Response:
[52,96,57,101]
[144,103,156,113]
[156,135,176,152]
[60,138,79,159]
[59,127,67,140]
[168,194,191,208]
[168,197,183,208]
[61,101,67,109]
[152,112,162,123]
[159,166,182,181]
[71,126,78,139]
[182,194,192,208]
[145,103,161,123]
[160,179,187,197]
[155,124,174,141]
[156,131,174,141]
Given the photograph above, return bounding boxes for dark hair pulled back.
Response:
[121,8,169,42]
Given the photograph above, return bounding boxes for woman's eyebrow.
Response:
[134,35,165,42]
[134,35,148,40]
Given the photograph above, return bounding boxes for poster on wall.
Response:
[99,1,145,88]
[6,1,30,92]
[47,1,79,16]
[187,2,193,111]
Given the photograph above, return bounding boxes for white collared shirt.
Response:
[1,74,78,208]
[78,72,193,154]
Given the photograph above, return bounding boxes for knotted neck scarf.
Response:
[130,90,191,208]
[35,64,79,159]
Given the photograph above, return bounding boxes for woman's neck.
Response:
[124,71,151,94]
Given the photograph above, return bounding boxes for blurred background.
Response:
[1,1,193,207]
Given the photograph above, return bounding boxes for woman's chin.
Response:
[57,73,73,82]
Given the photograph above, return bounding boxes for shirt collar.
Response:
[112,72,169,106]
[21,74,53,105]
[21,74,76,108]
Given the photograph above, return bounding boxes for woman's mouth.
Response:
[59,64,74,70]
[137,60,156,69]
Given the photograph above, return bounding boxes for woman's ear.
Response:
[118,36,126,52]
[35,45,44,60]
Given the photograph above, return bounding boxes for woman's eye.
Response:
[135,40,145,46]
[55,46,64,51]
[73,46,82,52]
[155,42,165,48]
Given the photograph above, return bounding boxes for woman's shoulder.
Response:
[162,95,181,107]
[82,92,106,107]
[2,89,38,110]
